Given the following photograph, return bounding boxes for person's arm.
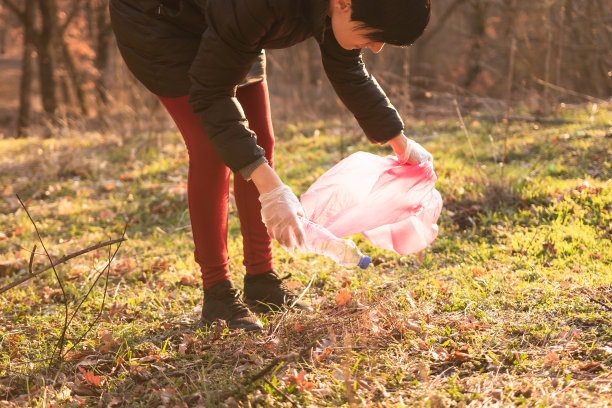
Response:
[319,27,403,145]
[188,0,272,178]
[250,162,283,193]
[251,163,305,251]
[388,133,433,164]
[319,27,431,163]
[188,0,304,249]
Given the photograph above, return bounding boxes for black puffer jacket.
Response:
[110,0,404,177]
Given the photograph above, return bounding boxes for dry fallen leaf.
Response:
[310,382,332,397]
[178,333,194,354]
[544,351,559,367]
[97,331,117,353]
[283,369,316,392]
[578,362,604,372]
[113,257,135,275]
[314,346,334,363]
[447,350,473,362]
[263,336,280,354]
[336,289,351,306]
[78,366,104,387]
[471,267,485,277]
[104,303,128,322]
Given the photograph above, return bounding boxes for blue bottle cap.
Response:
[358,255,371,269]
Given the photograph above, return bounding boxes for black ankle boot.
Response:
[202,280,263,332]
[243,271,312,312]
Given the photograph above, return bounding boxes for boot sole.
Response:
[200,317,263,332]
[244,298,313,313]
[244,298,281,314]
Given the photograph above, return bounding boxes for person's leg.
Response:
[234,81,312,312]
[234,81,275,275]
[157,95,232,290]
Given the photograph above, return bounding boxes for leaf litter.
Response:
[0,110,611,406]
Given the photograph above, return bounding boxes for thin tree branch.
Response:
[28,244,36,274]
[0,237,127,295]
[262,378,298,407]
[534,77,608,104]
[61,223,128,359]
[249,339,318,384]
[15,195,70,360]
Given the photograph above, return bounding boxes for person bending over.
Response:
[109,0,433,331]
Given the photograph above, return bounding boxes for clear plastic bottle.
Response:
[299,217,371,269]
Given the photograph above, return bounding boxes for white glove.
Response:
[396,137,432,165]
[259,184,305,251]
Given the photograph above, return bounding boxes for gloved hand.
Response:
[259,184,305,251]
[391,134,433,165]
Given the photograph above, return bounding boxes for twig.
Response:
[563,325,577,350]
[250,339,319,384]
[8,195,129,366]
[534,77,608,104]
[250,353,299,384]
[585,293,612,312]
[263,378,298,407]
[0,237,127,295]
[15,195,70,361]
[28,244,36,274]
[61,224,127,359]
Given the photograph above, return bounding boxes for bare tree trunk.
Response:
[59,37,89,115]
[555,0,566,89]
[36,0,58,117]
[0,25,6,55]
[94,0,112,105]
[461,0,488,89]
[16,0,35,138]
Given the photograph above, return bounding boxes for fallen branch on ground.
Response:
[1,195,129,364]
[0,236,127,295]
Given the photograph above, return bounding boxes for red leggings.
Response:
[158,81,274,289]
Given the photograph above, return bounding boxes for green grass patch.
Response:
[1,104,611,406]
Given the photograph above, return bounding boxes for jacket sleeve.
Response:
[319,27,404,144]
[188,0,271,177]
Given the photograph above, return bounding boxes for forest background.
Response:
[0,0,610,138]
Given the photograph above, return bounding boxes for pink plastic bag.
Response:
[300,152,442,255]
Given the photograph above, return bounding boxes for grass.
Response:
[0,103,611,407]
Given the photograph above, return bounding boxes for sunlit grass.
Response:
[0,103,610,406]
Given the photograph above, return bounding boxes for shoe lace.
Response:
[226,287,251,315]
[271,273,299,300]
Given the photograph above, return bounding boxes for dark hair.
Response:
[351,0,431,47]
